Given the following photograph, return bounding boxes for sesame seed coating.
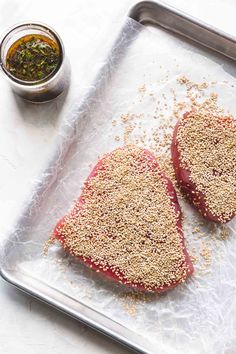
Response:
[173,111,236,223]
[53,146,192,292]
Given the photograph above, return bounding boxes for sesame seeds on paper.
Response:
[45,72,235,317]
[110,75,234,284]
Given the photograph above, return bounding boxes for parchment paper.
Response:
[1,17,236,354]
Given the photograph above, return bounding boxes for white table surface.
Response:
[1,0,236,353]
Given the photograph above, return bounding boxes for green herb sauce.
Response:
[6,34,60,82]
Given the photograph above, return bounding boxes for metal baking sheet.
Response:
[1,1,236,353]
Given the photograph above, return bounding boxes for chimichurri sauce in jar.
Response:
[6,34,60,82]
[0,23,70,102]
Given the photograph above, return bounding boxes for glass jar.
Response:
[0,22,70,103]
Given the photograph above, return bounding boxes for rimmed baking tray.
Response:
[1,1,236,353]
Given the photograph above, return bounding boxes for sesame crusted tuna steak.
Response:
[171,111,236,223]
[52,146,193,292]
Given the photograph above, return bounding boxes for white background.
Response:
[1,0,236,353]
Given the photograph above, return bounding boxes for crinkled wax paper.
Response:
[1,17,236,354]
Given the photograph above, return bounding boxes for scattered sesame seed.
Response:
[138,84,146,94]
[219,225,229,240]
[43,236,55,256]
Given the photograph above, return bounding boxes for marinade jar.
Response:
[0,22,70,103]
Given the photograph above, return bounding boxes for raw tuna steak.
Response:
[171,111,236,223]
[52,146,193,292]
